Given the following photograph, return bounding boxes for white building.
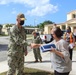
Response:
[44,10,76,34]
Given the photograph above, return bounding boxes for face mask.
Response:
[66,29,70,33]
[20,20,24,25]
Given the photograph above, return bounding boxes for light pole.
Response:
[34,19,36,26]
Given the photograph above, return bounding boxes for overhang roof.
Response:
[67,10,76,14]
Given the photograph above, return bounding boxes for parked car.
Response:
[40,34,53,43]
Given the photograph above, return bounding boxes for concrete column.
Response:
[71,27,73,32]
[48,26,51,34]
[60,25,62,30]
[65,23,68,29]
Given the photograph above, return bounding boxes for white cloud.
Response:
[22,0,50,7]
[11,8,17,14]
[0,0,11,4]
[11,10,17,14]
[26,4,58,16]
[0,0,49,7]
[0,0,58,16]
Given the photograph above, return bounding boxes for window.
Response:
[72,14,76,18]
[62,25,66,30]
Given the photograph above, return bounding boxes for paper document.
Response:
[69,43,75,49]
[40,43,56,52]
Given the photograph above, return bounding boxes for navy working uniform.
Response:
[33,32,42,62]
[7,13,27,75]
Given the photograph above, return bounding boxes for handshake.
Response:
[30,43,41,48]
[30,43,56,52]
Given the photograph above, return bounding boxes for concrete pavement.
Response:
[25,50,76,75]
[0,50,76,75]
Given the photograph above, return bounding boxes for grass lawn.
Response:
[0,67,54,75]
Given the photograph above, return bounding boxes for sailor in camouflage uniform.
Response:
[32,31,42,62]
[7,13,27,75]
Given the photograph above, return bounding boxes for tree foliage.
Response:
[37,20,54,29]
[5,24,12,28]
[0,24,3,28]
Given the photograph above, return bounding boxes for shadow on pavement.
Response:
[0,44,8,51]
[25,60,51,63]
[72,61,76,62]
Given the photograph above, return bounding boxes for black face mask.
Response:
[20,21,24,25]
[66,29,70,33]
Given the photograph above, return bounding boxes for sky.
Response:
[0,0,76,26]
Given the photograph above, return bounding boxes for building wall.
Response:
[67,13,72,21]
[2,28,8,35]
[67,10,76,20]
[44,25,53,34]
[44,10,76,34]
[44,26,49,34]
[1,24,39,35]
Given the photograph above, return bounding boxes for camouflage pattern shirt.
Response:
[33,36,42,44]
[33,35,42,50]
[8,25,27,56]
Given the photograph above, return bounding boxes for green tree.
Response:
[43,20,53,25]
[0,24,3,34]
[0,24,3,28]
[5,24,12,28]
[37,20,54,29]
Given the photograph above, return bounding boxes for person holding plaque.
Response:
[31,27,72,75]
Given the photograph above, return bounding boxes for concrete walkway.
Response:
[0,50,76,75]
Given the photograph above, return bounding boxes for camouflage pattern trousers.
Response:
[33,48,42,61]
[7,54,24,75]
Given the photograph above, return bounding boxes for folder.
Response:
[69,43,75,49]
[40,43,56,52]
